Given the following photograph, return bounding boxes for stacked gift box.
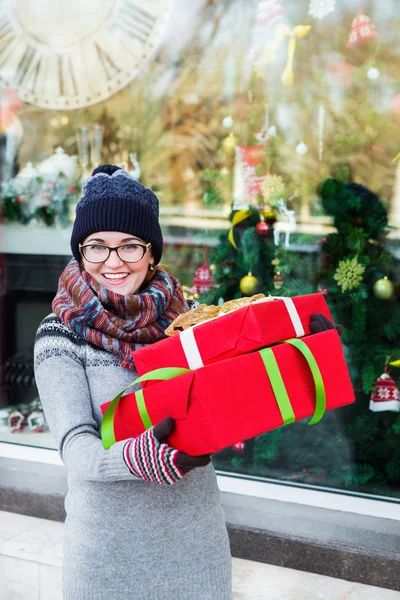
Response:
[101,294,355,455]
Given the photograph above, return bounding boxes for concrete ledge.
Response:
[1,457,399,591]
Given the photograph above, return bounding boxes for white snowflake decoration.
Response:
[308,0,336,20]
[378,387,391,400]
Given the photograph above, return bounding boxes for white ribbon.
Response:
[274,296,305,337]
[179,326,204,370]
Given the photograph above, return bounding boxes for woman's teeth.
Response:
[103,274,129,280]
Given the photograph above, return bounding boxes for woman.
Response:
[34,164,232,599]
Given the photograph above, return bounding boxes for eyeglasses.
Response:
[79,242,152,264]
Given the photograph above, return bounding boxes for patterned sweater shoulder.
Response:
[34,313,86,368]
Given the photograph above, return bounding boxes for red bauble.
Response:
[256,220,269,236]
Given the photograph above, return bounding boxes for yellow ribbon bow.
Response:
[255,24,311,86]
[228,209,252,250]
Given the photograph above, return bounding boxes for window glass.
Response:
[0,0,399,501]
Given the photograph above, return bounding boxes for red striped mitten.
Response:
[123,417,210,485]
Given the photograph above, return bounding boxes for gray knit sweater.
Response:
[34,314,232,600]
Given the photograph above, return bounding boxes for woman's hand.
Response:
[310,313,344,336]
[123,417,210,485]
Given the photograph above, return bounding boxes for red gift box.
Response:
[101,330,355,455]
[132,293,333,376]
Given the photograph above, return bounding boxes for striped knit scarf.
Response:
[52,259,189,370]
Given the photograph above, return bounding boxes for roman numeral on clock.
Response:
[95,42,121,81]
[114,1,157,44]
[58,54,78,97]
[15,45,42,89]
[0,15,16,66]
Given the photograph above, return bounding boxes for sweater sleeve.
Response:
[34,316,140,483]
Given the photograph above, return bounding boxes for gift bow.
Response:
[255,24,311,86]
[101,338,326,450]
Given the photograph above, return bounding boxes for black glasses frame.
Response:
[79,242,152,263]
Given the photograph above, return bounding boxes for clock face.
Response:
[0,0,173,109]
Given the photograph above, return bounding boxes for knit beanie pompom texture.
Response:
[71,164,163,264]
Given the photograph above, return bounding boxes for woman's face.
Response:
[81,231,154,296]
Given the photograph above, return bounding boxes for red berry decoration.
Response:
[232,441,245,454]
[256,220,269,236]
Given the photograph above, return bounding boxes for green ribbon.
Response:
[101,338,326,450]
[260,338,326,426]
[101,367,191,450]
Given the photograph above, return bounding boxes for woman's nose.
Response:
[104,249,125,268]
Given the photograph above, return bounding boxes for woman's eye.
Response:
[91,245,107,251]
[123,244,139,250]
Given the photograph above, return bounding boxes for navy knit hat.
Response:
[71,164,163,264]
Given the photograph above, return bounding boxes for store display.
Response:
[2,147,81,227]
[0,399,47,434]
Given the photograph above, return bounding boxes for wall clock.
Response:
[0,0,173,110]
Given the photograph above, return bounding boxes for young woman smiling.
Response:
[34,164,232,600]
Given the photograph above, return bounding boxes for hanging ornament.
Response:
[254,125,277,145]
[367,66,380,80]
[222,115,234,128]
[192,260,214,295]
[333,257,365,292]
[240,272,260,296]
[370,372,400,413]
[222,133,239,155]
[317,284,328,296]
[346,12,378,48]
[318,104,325,162]
[296,142,308,155]
[256,218,270,236]
[254,24,311,86]
[308,0,336,20]
[271,257,280,267]
[273,272,284,290]
[232,441,246,454]
[373,276,394,300]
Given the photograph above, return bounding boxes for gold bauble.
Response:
[240,272,260,296]
[373,276,394,300]
[222,133,239,155]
